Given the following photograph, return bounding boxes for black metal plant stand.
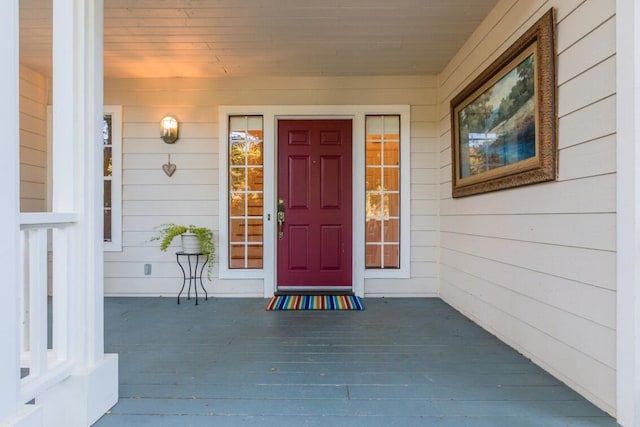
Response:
[175,252,209,305]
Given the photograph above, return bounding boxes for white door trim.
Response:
[219,105,411,298]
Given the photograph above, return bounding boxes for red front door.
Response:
[277,120,353,289]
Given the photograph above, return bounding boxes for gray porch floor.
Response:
[93,297,618,426]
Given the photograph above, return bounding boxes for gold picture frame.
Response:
[450,9,557,198]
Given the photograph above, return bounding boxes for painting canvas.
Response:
[458,52,535,179]
[451,9,557,198]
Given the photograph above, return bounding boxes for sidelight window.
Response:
[365,115,400,268]
[228,116,264,269]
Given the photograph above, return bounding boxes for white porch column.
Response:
[36,0,118,425]
[617,0,640,425]
[0,1,43,426]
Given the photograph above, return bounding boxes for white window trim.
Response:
[103,105,122,252]
[219,105,411,298]
[53,106,123,250]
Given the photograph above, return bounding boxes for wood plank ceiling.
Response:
[20,0,499,78]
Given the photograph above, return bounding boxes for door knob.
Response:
[277,198,285,240]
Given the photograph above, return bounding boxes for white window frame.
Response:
[51,106,123,250]
[219,105,410,297]
[102,105,122,252]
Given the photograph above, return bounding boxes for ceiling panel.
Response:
[20,0,498,78]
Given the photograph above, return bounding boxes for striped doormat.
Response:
[265,295,365,311]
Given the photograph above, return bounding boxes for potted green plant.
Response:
[151,223,215,280]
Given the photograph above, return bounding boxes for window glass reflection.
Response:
[228,116,264,269]
[365,115,401,269]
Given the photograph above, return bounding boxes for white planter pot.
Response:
[181,232,201,254]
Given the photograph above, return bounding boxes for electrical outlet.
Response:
[144,264,152,275]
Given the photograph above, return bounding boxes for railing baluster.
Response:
[27,228,48,377]
[52,227,68,362]
[20,230,27,356]
[19,214,78,403]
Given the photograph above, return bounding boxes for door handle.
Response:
[277,198,285,240]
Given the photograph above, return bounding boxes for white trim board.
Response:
[218,105,411,298]
[616,0,640,424]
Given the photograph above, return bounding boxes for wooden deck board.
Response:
[93,297,619,426]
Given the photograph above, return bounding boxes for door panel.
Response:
[320,156,342,208]
[320,226,342,270]
[288,226,309,270]
[277,119,352,288]
[288,156,310,208]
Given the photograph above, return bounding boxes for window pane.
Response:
[228,116,264,269]
[229,193,246,216]
[103,147,112,176]
[103,209,112,242]
[384,142,400,166]
[247,193,263,216]
[247,133,263,165]
[384,219,400,242]
[229,245,246,268]
[103,116,112,145]
[383,167,399,191]
[230,141,247,165]
[366,142,382,165]
[365,115,401,269]
[247,167,263,190]
[104,180,111,208]
[385,193,400,217]
[383,115,400,135]
[366,193,382,217]
[247,219,263,243]
[365,245,381,268]
[365,219,381,243]
[229,167,246,191]
[366,167,381,191]
[247,245,263,268]
[229,116,247,132]
[229,219,246,243]
[247,116,263,132]
[383,245,400,268]
[366,115,383,139]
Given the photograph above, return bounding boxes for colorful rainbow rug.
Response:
[265,295,365,311]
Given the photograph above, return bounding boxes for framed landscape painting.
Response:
[450,9,557,198]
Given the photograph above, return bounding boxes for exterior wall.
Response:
[437,0,616,416]
[103,76,439,297]
[19,65,48,213]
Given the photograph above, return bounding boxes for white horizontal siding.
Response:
[437,0,617,417]
[440,281,616,415]
[558,95,616,149]
[104,277,264,297]
[365,277,439,297]
[122,215,217,231]
[441,213,615,251]
[19,65,48,213]
[104,75,440,298]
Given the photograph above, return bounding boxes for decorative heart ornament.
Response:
[162,162,176,177]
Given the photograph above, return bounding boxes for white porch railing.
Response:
[19,212,78,404]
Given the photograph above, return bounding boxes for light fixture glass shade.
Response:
[160,116,179,144]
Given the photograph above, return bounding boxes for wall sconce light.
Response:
[160,116,179,144]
